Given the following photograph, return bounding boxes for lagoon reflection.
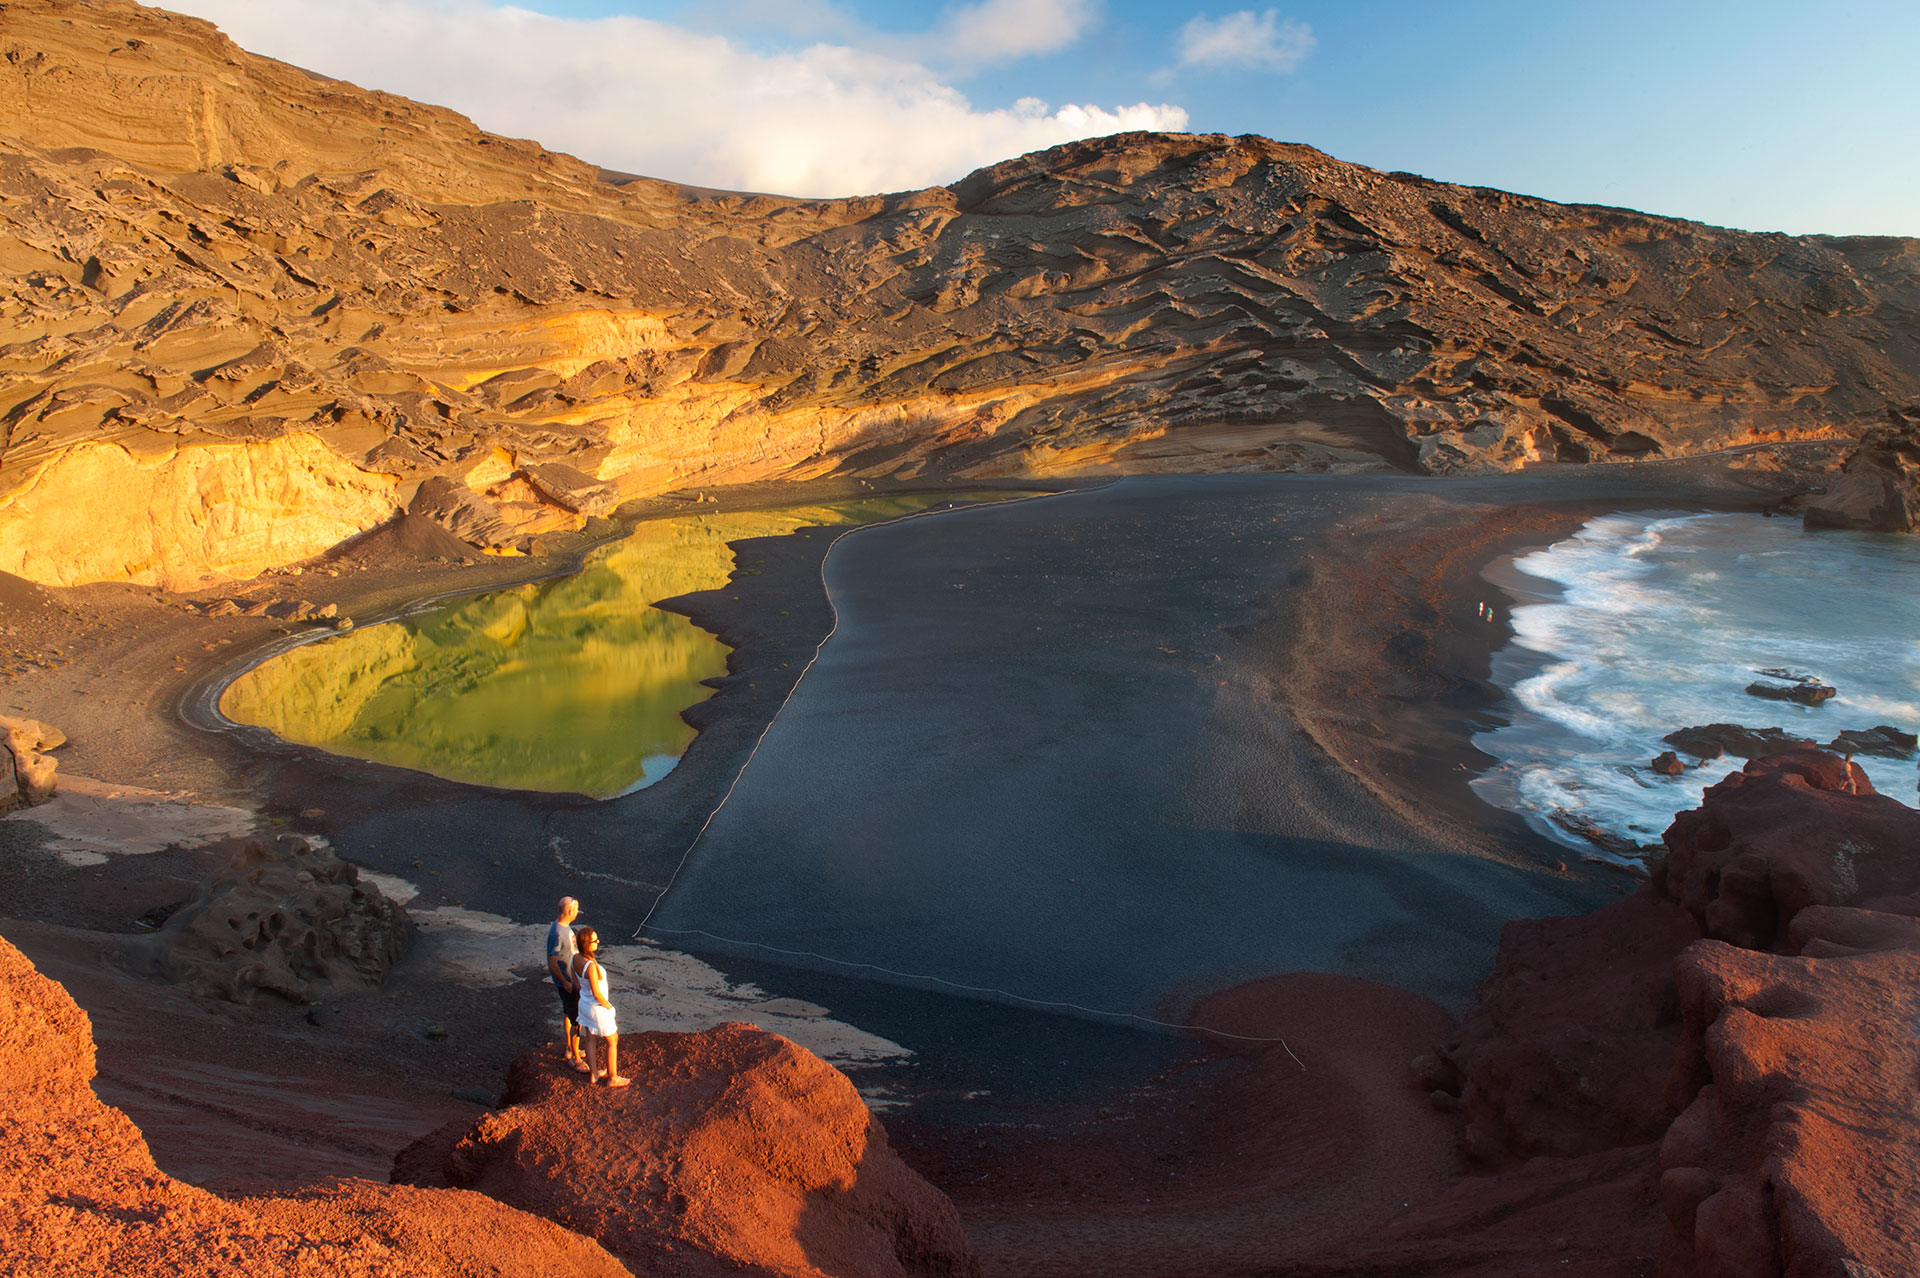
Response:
[220,495,1021,796]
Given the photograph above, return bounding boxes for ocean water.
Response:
[1471,511,1920,861]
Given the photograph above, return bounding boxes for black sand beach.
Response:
[1,460,1803,1204]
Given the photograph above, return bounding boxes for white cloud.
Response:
[1177,10,1315,73]
[162,0,1184,197]
[933,0,1101,65]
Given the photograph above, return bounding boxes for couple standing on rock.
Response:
[546,897,632,1087]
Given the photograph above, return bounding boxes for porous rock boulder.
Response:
[0,712,63,811]
[128,835,413,1004]
[0,932,631,1277]
[1801,417,1920,534]
[400,1023,978,1278]
[1660,749,1920,950]
[1660,907,1920,1278]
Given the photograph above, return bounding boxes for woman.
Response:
[570,927,631,1087]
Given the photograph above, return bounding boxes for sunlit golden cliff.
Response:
[3,0,1917,588]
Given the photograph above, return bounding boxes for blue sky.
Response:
[171,0,1918,235]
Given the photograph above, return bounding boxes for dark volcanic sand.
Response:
[649,477,1609,1017]
[2,462,1800,1275]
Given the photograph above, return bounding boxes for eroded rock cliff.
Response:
[0,930,634,1277]
[3,0,1917,587]
[1434,751,1920,1277]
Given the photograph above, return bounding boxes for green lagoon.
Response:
[220,494,1023,796]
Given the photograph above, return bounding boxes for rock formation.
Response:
[1661,907,1920,1278]
[127,834,414,1003]
[398,1024,979,1278]
[1827,724,1918,758]
[1801,414,1920,533]
[0,931,634,1277]
[1663,722,1815,761]
[1743,678,1835,706]
[1434,750,1920,1275]
[0,712,63,811]
[1661,749,1920,951]
[3,0,1918,588]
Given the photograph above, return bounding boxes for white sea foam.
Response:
[1474,513,1920,861]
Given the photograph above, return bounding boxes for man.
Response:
[546,896,588,1072]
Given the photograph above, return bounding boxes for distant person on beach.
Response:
[546,897,588,1073]
[571,926,631,1087]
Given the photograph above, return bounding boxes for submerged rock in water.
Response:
[1547,808,1648,858]
[1746,679,1836,706]
[1828,725,1920,758]
[129,835,412,1004]
[1663,723,1816,760]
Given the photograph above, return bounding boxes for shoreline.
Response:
[0,461,1814,1273]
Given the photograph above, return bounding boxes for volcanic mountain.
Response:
[2,0,1917,588]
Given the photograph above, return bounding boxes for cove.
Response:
[219,494,1021,797]
[1473,511,1920,859]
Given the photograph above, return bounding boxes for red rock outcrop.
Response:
[3,0,1918,588]
[1430,888,1701,1161]
[1660,749,1920,951]
[0,931,633,1277]
[1436,750,1920,1275]
[399,1025,978,1278]
[1660,907,1920,1277]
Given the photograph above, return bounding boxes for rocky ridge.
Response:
[0,929,634,1277]
[3,0,1918,588]
[1436,750,1920,1277]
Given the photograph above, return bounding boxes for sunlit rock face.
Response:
[0,436,399,589]
[3,0,1918,588]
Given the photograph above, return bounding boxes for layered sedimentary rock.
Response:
[3,0,1918,587]
[398,1024,979,1278]
[1800,414,1920,532]
[1434,750,1920,1275]
[0,932,633,1277]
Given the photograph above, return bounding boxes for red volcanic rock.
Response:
[1660,909,1920,1277]
[1433,888,1701,1161]
[1659,749,1920,950]
[0,933,630,1278]
[408,1024,977,1278]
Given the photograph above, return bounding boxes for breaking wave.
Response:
[1472,512,1920,862]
